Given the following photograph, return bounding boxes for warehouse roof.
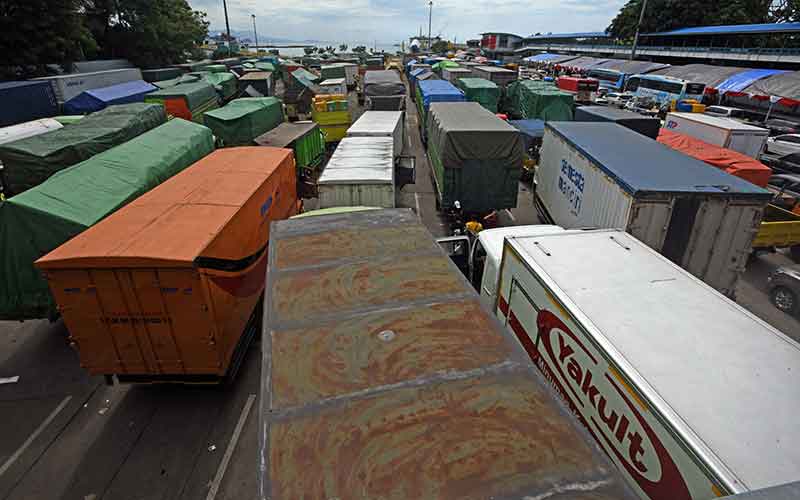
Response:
[643,22,800,37]
[525,31,609,40]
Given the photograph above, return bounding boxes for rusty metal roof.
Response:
[259,208,637,500]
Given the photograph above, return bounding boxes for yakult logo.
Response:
[534,310,692,500]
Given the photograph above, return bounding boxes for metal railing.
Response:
[517,43,800,57]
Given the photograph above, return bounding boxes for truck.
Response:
[33,68,143,104]
[663,112,769,159]
[458,226,800,500]
[258,208,637,500]
[363,70,405,111]
[317,136,396,208]
[574,105,660,139]
[535,122,772,297]
[556,76,599,103]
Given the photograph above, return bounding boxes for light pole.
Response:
[252,14,259,53]
[630,0,648,60]
[428,1,433,51]
[222,0,232,56]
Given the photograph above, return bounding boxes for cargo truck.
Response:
[663,113,769,159]
[34,68,143,104]
[535,122,772,297]
[258,208,637,500]
[457,226,800,500]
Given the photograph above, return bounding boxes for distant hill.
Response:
[207,28,322,44]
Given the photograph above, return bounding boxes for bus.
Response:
[587,68,625,92]
[626,74,705,108]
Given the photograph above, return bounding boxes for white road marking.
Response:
[0,395,72,477]
[414,192,421,218]
[206,394,256,500]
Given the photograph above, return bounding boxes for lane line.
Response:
[0,395,72,478]
[206,394,256,500]
[414,192,421,218]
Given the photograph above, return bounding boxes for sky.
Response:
[187,0,628,45]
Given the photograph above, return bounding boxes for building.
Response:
[480,32,523,59]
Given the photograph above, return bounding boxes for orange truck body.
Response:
[36,147,298,381]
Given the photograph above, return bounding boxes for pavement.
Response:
[0,79,798,500]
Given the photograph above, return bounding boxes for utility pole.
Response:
[630,0,648,60]
[251,14,259,53]
[428,1,433,51]
[223,0,232,56]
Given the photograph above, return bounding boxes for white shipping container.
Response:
[319,78,347,95]
[340,63,358,87]
[0,118,62,146]
[72,59,133,74]
[535,122,771,297]
[34,68,143,103]
[317,136,395,209]
[663,113,769,158]
[494,228,800,499]
[441,67,472,84]
[346,111,404,158]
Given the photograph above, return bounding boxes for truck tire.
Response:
[770,286,798,315]
[791,245,800,263]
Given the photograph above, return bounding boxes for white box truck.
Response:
[466,226,800,500]
[317,136,395,208]
[346,110,405,158]
[663,113,769,158]
[34,68,143,104]
[441,66,473,84]
[319,78,347,95]
[535,122,772,297]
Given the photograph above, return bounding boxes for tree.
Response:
[303,47,315,55]
[339,44,348,52]
[0,0,95,79]
[431,39,449,53]
[353,45,367,53]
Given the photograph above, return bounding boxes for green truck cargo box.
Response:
[145,81,219,122]
[205,64,228,73]
[255,121,325,171]
[456,78,500,113]
[204,97,284,147]
[505,80,573,121]
[426,102,522,213]
[255,62,276,73]
[0,119,214,320]
[0,103,166,195]
[203,72,237,100]
[320,64,346,80]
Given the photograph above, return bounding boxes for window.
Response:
[685,83,705,95]
[625,77,640,92]
[499,35,509,47]
[778,135,800,144]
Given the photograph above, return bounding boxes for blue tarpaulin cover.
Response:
[715,69,788,94]
[406,59,418,73]
[418,80,465,112]
[0,81,58,127]
[524,54,561,62]
[63,80,157,114]
[509,119,545,138]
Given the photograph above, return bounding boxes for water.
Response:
[257,42,399,58]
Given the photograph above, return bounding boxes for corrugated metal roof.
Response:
[643,22,800,37]
[525,31,609,40]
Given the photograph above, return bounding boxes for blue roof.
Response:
[545,122,770,198]
[63,80,156,114]
[643,22,800,37]
[509,119,545,138]
[0,81,53,90]
[526,31,609,40]
[715,69,788,94]
[418,80,465,110]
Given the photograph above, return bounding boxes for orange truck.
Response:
[36,147,299,383]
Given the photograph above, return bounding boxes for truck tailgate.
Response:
[753,204,800,248]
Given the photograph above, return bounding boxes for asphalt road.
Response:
[0,80,798,500]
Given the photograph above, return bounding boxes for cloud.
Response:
[188,0,626,44]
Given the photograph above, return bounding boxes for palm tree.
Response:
[339,44,348,53]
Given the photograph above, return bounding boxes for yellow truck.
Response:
[753,204,800,260]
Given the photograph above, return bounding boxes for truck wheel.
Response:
[770,286,798,315]
[791,245,800,263]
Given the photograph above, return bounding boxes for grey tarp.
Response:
[594,59,669,75]
[0,119,214,320]
[0,103,166,195]
[364,70,405,96]
[562,56,609,70]
[740,71,800,99]
[426,102,522,212]
[652,64,753,88]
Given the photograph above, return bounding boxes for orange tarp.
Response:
[658,129,772,188]
[36,147,298,378]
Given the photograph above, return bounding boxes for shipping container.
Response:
[441,66,472,84]
[141,68,182,83]
[663,113,769,159]
[36,147,299,381]
[144,81,219,122]
[34,68,143,104]
[318,78,347,95]
[492,228,800,499]
[536,122,772,296]
[345,111,404,158]
[0,103,166,195]
[0,119,62,146]
[238,71,273,97]
[203,97,284,147]
[427,102,522,213]
[574,106,660,139]
[472,65,517,88]
[63,80,157,114]
[0,81,59,127]
[0,119,214,320]
[258,208,637,500]
[556,76,599,102]
[72,59,133,74]
[317,136,395,208]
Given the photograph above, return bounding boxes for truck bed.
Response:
[259,208,636,500]
[753,204,800,249]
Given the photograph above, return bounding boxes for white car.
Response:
[766,134,800,157]
[605,92,633,108]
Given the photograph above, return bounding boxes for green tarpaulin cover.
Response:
[204,97,284,146]
[0,118,214,320]
[0,103,166,195]
[291,68,320,86]
[145,81,218,110]
[456,78,500,113]
[255,62,276,73]
[426,102,522,213]
[205,64,228,73]
[203,72,237,100]
[506,80,573,121]
[431,61,459,72]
